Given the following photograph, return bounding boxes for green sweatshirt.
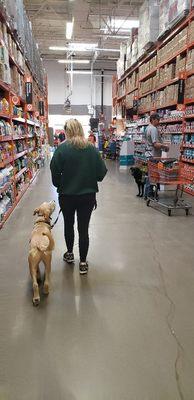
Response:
[50,142,107,195]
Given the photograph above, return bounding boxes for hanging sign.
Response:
[26,104,33,111]
[25,76,33,105]
[39,99,45,116]
[12,95,20,105]
[177,72,185,105]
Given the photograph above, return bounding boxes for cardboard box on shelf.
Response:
[157,27,187,63]
[186,49,194,71]
[188,20,194,43]
[155,83,179,107]
[185,76,194,98]
[126,71,138,93]
[126,89,138,108]
[176,54,186,76]
[139,55,157,79]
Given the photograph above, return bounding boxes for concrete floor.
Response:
[0,162,194,400]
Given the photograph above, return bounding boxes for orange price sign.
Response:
[177,104,185,111]
[25,75,32,83]
[26,104,33,111]
[179,72,186,80]
[12,95,20,105]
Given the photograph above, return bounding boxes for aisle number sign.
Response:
[25,76,33,105]
[177,72,185,106]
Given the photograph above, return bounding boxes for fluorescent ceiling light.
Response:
[101,19,139,33]
[70,42,98,51]
[66,70,92,74]
[66,19,74,40]
[58,59,90,64]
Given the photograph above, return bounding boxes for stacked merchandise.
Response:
[0,118,12,137]
[126,37,132,70]
[131,36,138,65]
[126,89,138,108]
[157,27,187,63]
[185,76,194,100]
[117,43,127,80]
[186,49,194,72]
[115,5,194,196]
[156,84,179,108]
[159,0,190,36]
[2,0,44,89]
[0,1,48,228]
[126,71,138,94]
[139,55,157,79]
[0,41,11,84]
[138,0,159,57]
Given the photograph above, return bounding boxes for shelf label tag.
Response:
[39,99,45,116]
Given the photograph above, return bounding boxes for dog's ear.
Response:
[33,207,39,216]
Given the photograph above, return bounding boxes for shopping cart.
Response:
[146,158,193,216]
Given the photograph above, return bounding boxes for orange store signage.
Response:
[12,95,20,105]
[26,104,33,111]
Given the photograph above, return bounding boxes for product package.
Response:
[138,0,159,57]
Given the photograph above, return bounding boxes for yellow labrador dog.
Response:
[29,201,56,306]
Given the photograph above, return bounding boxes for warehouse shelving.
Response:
[114,6,194,195]
[0,7,48,229]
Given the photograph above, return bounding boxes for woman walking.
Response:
[50,119,107,275]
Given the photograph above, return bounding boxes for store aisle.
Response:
[0,162,194,400]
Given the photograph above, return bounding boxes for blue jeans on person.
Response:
[144,176,152,198]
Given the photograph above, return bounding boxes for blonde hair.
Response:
[65,119,89,149]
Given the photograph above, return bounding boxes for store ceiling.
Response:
[23,0,143,70]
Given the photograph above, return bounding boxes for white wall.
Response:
[44,60,113,107]
[49,114,90,136]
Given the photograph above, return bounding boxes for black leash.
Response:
[51,209,62,229]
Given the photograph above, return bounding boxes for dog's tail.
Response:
[36,234,50,252]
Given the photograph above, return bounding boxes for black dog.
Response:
[130,167,145,197]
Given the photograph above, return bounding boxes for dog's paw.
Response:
[33,297,40,307]
[43,284,50,296]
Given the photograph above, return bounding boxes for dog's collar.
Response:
[34,219,51,227]
[37,213,52,220]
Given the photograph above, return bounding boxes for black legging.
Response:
[59,194,96,262]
